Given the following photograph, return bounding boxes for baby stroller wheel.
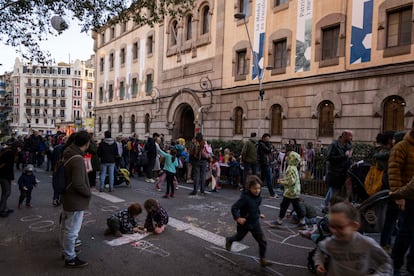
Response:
[125,180,131,187]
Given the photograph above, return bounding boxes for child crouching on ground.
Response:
[144,199,169,234]
[314,202,392,275]
[105,203,143,237]
[18,164,38,208]
[225,175,272,267]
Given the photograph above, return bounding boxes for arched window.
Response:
[145,113,151,134]
[234,107,243,135]
[270,104,283,136]
[383,96,406,131]
[108,116,112,133]
[318,101,334,137]
[118,115,123,133]
[201,5,210,35]
[170,20,178,46]
[131,114,136,133]
[98,117,102,132]
[186,14,193,40]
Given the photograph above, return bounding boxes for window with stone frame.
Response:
[132,78,138,98]
[201,5,210,35]
[145,113,151,134]
[121,21,127,33]
[234,107,243,135]
[131,114,136,133]
[110,26,115,39]
[322,25,340,60]
[387,6,412,48]
[108,116,112,133]
[238,0,245,13]
[185,14,193,40]
[273,38,287,69]
[147,35,154,55]
[170,20,178,46]
[132,41,139,60]
[99,87,104,103]
[109,84,113,102]
[383,96,406,132]
[145,74,153,95]
[275,0,288,6]
[100,57,104,72]
[120,48,126,65]
[109,52,114,69]
[101,32,105,45]
[236,49,248,77]
[120,81,125,100]
[270,104,283,136]
[118,115,123,133]
[318,101,334,137]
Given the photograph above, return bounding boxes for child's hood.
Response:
[288,151,301,166]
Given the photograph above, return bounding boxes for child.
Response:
[104,203,143,237]
[225,175,271,267]
[270,151,306,228]
[144,199,169,234]
[208,156,221,192]
[18,164,38,208]
[227,155,241,187]
[314,202,392,275]
[155,143,178,198]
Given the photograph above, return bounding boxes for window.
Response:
[101,32,105,45]
[118,115,123,133]
[236,49,247,76]
[108,116,112,133]
[120,81,125,100]
[110,26,115,39]
[147,35,154,55]
[275,0,288,6]
[270,104,283,136]
[186,15,193,40]
[100,57,104,72]
[383,96,405,131]
[322,25,340,60]
[121,21,127,33]
[98,117,102,132]
[387,7,412,47]
[234,107,243,135]
[145,74,153,95]
[133,41,139,60]
[318,101,334,137]
[238,0,245,13]
[273,39,287,69]
[145,113,150,134]
[109,53,114,69]
[201,6,210,35]
[131,114,136,133]
[109,84,113,102]
[120,48,126,65]
[132,78,138,98]
[170,20,178,46]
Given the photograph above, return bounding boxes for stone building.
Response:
[10,57,95,135]
[0,72,13,136]
[93,0,414,144]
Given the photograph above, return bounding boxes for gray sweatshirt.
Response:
[314,232,392,276]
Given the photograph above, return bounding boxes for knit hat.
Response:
[25,164,34,172]
[393,131,406,144]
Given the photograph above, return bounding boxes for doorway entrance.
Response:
[173,104,195,141]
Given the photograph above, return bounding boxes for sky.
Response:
[0,20,94,73]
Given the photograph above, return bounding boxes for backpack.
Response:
[364,165,384,196]
[201,141,213,159]
[52,155,82,195]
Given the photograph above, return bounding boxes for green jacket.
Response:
[241,138,257,164]
[87,140,101,171]
[281,151,301,198]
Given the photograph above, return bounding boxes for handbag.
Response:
[83,153,93,173]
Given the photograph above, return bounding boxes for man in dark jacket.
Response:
[257,133,277,198]
[241,132,258,189]
[98,131,119,192]
[0,142,20,217]
[143,133,159,183]
[61,131,90,268]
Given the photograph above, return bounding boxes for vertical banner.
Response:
[252,0,267,80]
[295,0,313,72]
[350,0,373,64]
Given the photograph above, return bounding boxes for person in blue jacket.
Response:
[18,164,38,208]
[155,143,178,198]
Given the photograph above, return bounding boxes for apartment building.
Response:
[0,72,13,136]
[10,57,95,135]
[94,0,414,144]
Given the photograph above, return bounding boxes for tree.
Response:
[0,0,193,63]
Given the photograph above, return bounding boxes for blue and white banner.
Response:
[295,0,313,72]
[350,0,373,64]
[252,0,267,80]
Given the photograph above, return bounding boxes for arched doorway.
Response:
[173,104,195,141]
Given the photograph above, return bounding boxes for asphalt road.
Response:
[0,167,327,276]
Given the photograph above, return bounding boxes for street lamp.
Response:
[234,12,268,137]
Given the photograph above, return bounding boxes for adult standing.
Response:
[323,130,353,211]
[257,133,277,198]
[143,133,159,183]
[0,142,20,217]
[189,133,208,195]
[240,132,258,189]
[388,123,414,275]
[86,133,100,190]
[26,130,41,165]
[98,131,119,192]
[61,131,91,267]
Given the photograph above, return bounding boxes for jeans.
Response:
[380,200,400,247]
[193,159,208,193]
[61,210,84,261]
[392,200,414,271]
[260,165,275,197]
[241,162,257,188]
[0,178,11,214]
[228,223,267,258]
[100,163,115,190]
[323,186,341,208]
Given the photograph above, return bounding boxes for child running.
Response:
[314,202,392,275]
[18,164,38,208]
[225,175,271,267]
[155,143,178,198]
[143,199,169,234]
[104,203,143,237]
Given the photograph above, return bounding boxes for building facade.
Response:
[10,57,95,135]
[93,0,414,144]
[0,72,13,136]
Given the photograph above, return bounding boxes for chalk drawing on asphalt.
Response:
[29,220,55,232]
[21,215,42,222]
[101,205,120,212]
[105,232,150,246]
[131,240,170,257]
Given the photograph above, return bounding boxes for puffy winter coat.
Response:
[281,151,301,199]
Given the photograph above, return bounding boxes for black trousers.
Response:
[107,217,121,233]
[279,197,304,220]
[19,188,32,205]
[228,222,267,258]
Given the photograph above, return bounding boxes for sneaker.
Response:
[25,204,32,208]
[189,191,197,195]
[145,178,153,183]
[260,258,272,267]
[268,220,283,228]
[169,194,174,198]
[155,185,161,192]
[75,239,82,247]
[162,194,169,198]
[52,199,60,207]
[186,179,194,184]
[65,257,88,268]
[299,229,312,239]
[269,194,279,199]
[225,237,232,251]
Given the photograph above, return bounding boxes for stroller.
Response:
[105,168,131,187]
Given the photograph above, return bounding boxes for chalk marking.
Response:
[82,219,96,226]
[177,184,192,190]
[281,233,300,244]
[21,215,42,222]
[132,240,170,257]
[29,220,55,232]
[101,205,120,212]
[263,204,280,210]
[267,238,313,250]
[92,191,125,203]
[105,232,150,246]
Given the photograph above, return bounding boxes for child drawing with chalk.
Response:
[143,199,169,234]
[104,203,144,237]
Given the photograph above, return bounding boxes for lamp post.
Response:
[234,13,268,137]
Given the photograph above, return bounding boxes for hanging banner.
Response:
[295,0,313,72]
[252,0,267,80]
[350,0,373,64]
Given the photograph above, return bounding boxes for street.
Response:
[1,167,325,276]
